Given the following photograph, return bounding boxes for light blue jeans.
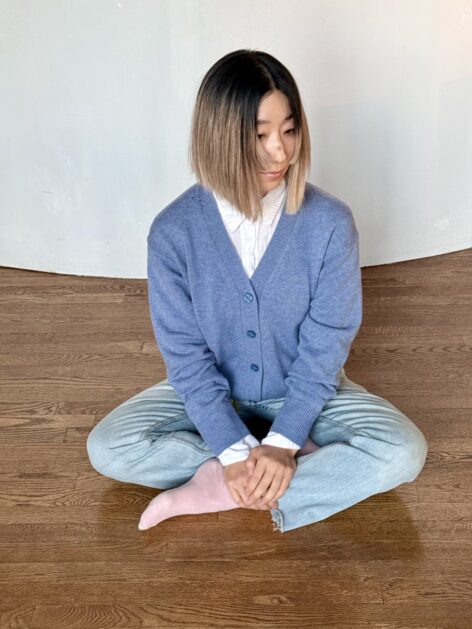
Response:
[86,369,428,533]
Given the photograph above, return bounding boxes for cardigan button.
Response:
[250,363,259,372]
[247,330,256,338]
[243,292,254,303]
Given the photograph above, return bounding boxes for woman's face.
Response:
[256,89,297,196]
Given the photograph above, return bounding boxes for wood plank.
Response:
[28,603,472,629]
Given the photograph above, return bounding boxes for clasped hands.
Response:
[223,444,298,510]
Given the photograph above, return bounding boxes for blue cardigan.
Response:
[147,181,363,457]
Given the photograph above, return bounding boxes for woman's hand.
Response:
[223,459,278,510]
[244,445,298,508]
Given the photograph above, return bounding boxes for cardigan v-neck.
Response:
[198,183,301,301]
[212,179,287,281]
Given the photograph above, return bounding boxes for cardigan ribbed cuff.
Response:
[184,395,252,458]
[269,396,323,449]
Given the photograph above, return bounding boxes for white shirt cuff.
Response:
[217,433,261,466]
[261,430,301,450]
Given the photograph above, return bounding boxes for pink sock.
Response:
[138,458,240,530]
[296,436,320,457]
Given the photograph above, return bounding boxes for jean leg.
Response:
[253,371,428,533]
[86,378,215,489]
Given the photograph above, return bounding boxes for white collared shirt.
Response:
[212,179,301,466]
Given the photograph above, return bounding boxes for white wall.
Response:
[1,0,471,277]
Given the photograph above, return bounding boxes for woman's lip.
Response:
[261,169,284,175]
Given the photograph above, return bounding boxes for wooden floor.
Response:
[0,248,471,628]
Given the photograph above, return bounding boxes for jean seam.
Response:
[103,431,210,474]
[139,411,190,442]
[316,413,372,440]
[151,434,211,455]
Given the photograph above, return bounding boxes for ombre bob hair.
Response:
[189,49,311,219]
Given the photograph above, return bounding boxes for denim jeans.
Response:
[86,369,428,533]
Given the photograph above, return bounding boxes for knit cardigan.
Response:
[213,178,301,466]
[147,180,363,457]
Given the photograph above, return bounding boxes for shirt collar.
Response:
[213,179,287,233]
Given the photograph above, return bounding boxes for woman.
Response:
[87,49,428,534]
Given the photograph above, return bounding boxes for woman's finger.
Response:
[237,479,265,509]
[248,467,276,503]
[258,464,294,506]
[246,460,266,495]
[245,458,256,476]
[229,479,249,507]
[256,473,283,507]
[260,473,284,506]
[271,472,293,503]
[228,486,241,506]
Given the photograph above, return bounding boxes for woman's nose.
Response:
[267,138,286,161]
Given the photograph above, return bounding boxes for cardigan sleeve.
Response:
[147,225,252,457]
[268,208,363,447]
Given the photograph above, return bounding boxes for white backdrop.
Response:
[1,0,471,277]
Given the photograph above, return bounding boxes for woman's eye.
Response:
[257,129,296,140]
